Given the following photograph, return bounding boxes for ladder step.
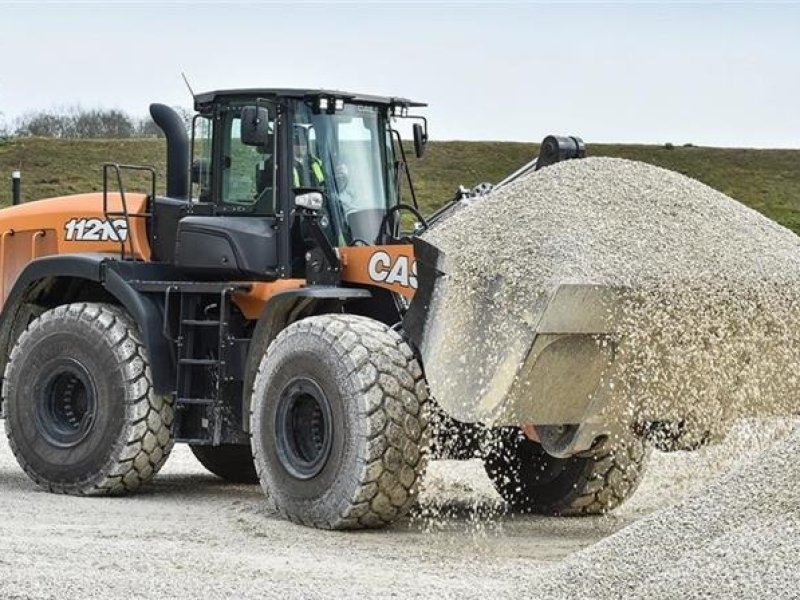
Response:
[178,358,219,366]
[182,319,221,327]
[177,397,215,406]
[176,437,213,445]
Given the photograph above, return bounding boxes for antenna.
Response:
[181,71,195,98]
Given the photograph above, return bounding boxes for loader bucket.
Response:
[404,237,800,457]
[404,238,626,456]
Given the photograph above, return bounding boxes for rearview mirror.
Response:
[413,123,428,158]
[240,105,271,146]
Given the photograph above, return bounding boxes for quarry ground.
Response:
[0,419,793,600]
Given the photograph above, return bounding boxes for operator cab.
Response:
[153,89,427,281]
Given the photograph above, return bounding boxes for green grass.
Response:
[2,137,799,233]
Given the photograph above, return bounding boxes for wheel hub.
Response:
[274,377,333,480]
[35,359,97,448]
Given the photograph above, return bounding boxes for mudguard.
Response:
[0,253,174,396]
[241,286,372,432]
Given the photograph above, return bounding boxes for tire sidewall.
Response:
[252,330,360,514]
[5,311,128,486]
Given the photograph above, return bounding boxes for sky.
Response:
[0,1,798,148]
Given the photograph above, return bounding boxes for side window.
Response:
[191,116,213,202]
[221,109,276,213]
[337,116,380,205]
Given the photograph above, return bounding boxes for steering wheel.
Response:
[378,204,429,244]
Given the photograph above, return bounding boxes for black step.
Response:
[178,358,219,366]
[176,437,213,445]
[130,280,253,294]
[176,397,215,406]
[182,319,221,327]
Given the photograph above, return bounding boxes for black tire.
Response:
[190,444,258,483]
[3,302,174,494]
[483,428,648,515]
[250,314,428,530]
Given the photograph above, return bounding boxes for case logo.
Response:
[367,251,417,289]
[64,218,128,242]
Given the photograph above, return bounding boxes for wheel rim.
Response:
[274,377,333,480]
[35,358,97,448]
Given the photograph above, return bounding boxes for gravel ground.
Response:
[0,437,623,600]
[0,418,795,599]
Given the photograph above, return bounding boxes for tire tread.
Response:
[250,314,429,530]
[3,302,174,495]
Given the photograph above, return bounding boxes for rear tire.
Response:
[3,302,174,495]
[483,428,648,515]
[190,444,258,483]
[250,314,429,529]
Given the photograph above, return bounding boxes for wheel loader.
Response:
[0,89,644,529]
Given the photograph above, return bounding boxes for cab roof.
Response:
[194,88,427,111]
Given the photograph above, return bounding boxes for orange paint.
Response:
[339,244,417,299]
[0,193,151,307]
[0,192,422,320]
[231,279,306,320]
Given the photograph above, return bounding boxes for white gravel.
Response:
[414,156,800,597]
[0,419,795,598]
[423,156,800,437]
[535,420,800,600]
[0,437,620,600]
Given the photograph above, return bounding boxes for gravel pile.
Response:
[416,157,800,596]
[532,421,800,600]
[422,157,800,439]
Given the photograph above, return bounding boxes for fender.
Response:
[241,286,372,432]
[0,254,174,396]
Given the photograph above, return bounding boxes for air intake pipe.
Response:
[149,103,189,199]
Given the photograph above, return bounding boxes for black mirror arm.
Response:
[390,129,419,210]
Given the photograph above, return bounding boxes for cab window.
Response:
[220,108,276,214]
[191,116,213,202]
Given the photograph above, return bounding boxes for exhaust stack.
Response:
[149,104,189,199]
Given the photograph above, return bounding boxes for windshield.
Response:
[291,100,398,245]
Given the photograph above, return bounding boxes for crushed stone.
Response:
[533,421,800,600]
[413,157,800,597]
[422,157,800,439]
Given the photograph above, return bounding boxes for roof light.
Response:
[334,98,344,111]
[318,97,329,112]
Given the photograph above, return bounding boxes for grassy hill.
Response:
[1,137,799,233]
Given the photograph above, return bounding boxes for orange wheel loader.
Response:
[0,89,640,529]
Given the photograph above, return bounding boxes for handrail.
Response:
[102,163,156,260]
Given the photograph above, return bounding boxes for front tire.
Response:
[250,314,429,529]
[483,428,648,515]
[3,303,174,495]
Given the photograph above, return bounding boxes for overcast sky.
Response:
[0,1,798,148]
